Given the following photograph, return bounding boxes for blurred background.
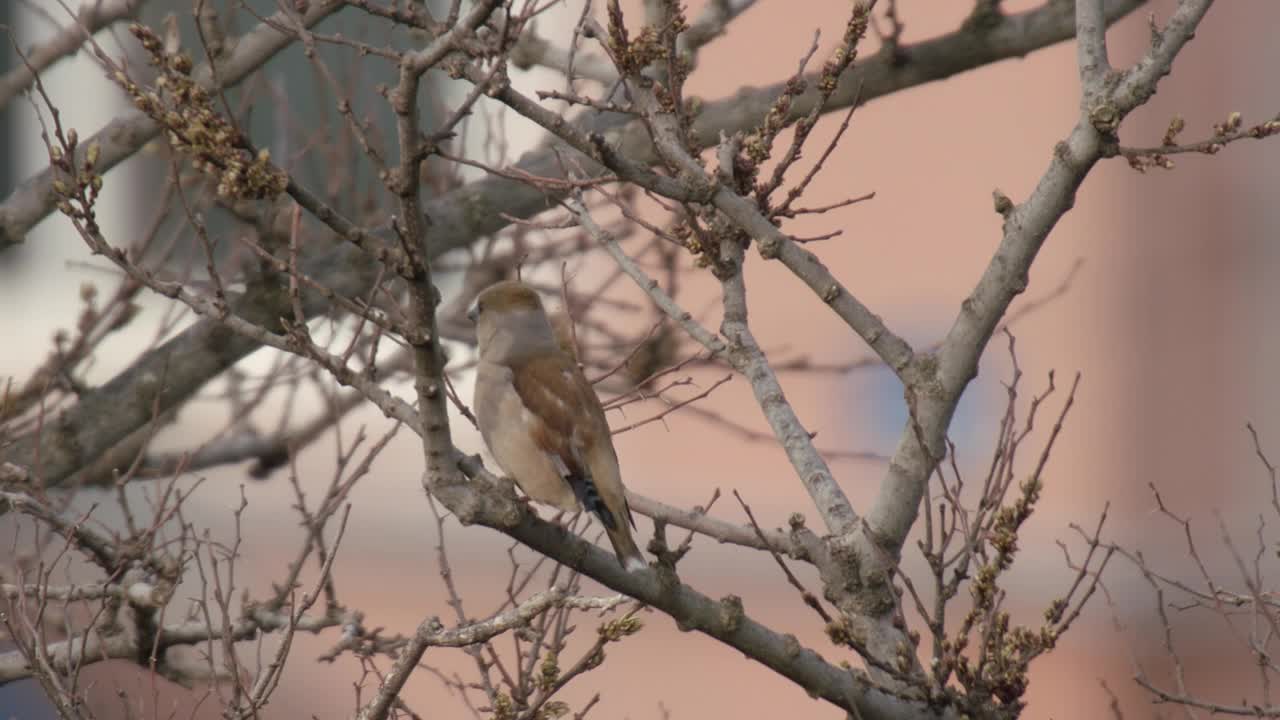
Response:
[3,0,1280,717]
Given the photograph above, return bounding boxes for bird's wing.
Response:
[510,355,601,473]
[511,354,627,530]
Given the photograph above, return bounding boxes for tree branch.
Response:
[0,0,345,248]
[0,0,150,109]
[0,0,1148,492]
[451,455,951,720]
[865,0,1215,565]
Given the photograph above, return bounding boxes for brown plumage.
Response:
[470,281,646,572]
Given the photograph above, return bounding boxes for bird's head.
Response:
[468,280,544,323]
[470,281,557,363]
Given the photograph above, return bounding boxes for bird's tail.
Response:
[569,472,646,572]
[605,523,647,573]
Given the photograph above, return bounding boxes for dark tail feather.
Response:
[569,473,645,572]
[569,472,616,530]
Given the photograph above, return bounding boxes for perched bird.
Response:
[469,281,647,572]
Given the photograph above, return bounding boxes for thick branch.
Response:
[451,456,951,720]
[394,1,498,492]
[865,0,1215,562]
[1074,0,1113,92]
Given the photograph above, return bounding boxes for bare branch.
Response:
[0,0,346,247]
[0,0,150,109]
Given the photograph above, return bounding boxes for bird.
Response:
[469,280,647,573]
